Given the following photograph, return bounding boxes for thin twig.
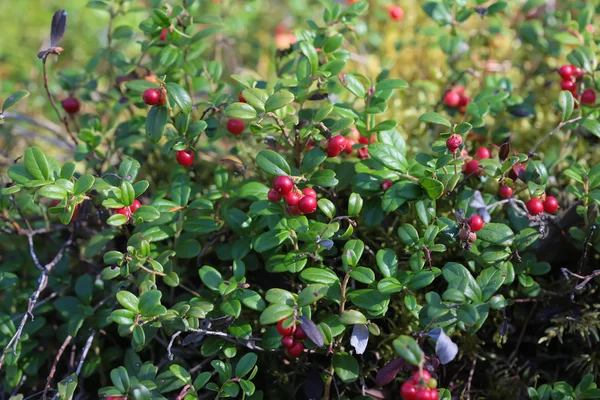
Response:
[167,331,182,361]
[75,330,96,376]
[530,116,582,154]
[42,335,73,400]
[42,55,77,146]
[463,357,477,400]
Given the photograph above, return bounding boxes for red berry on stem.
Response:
[268,188,282,202]
[284,191,301,206]
[238,91,246,103]
[61,97,80,114]
[573,66,583,79]
[344,139,356,154]
[159,28,167,41]
[227,119,245,135]
[498,185,513,199]
[412,370,432,384]
[289,204,304,215]
[116,207,132,219]
[273,176,293,195]
[276,318,294,336]
[458,95,470,107]
[381,180,393,191]
[130,199,141,213]
[558,65,574,80]
[176,149,195,167]
[400,381,418,400]
[443,91,461,108]
[581,89,596,105]
[302,187,316,198]
[293,326,307,340]
[358,135,370,145]
[288,342,304,358]
[526,198,544,215]
[476,147,491,160]
[281,336,294,349]
[446,134,463,153]
[142,88,165,106]
[468,215,484,232]
[463,159,481,176]
[389,5,404,21]
[298,195,317,214]
[327,135,348,157]
[560,80,576,93]
[543,196,559,214]
[415,388,438,400]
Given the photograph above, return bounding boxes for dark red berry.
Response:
[498,185,513,199]
[526,198,544,215]
[389,5,404,21]
[293,326,307,340]
[130,199,142,213]
[273,176,294,195]
[446,134,463,153]
[573,66,583,79]
[400,381,418,400]
[415,388,438,400]
[302,187,316,197]
[61,97,80,114]
[276,318,294,336]
[284,191,301,206]
[463,159,481,176]
[142,88,166,106]
[298,195,317,214]
[560,79,576,93]
[344,139,356,154]
[468,215,484,232]
[327,136,348,157]
[458,95,470,107]
[381,180,393,191]
[358,135,370,145]
[238,91,246,103]
[289,204,303,215]
[281,336,295,349]
[288,342,304,358]
[159,28,167,41]
[268,188,282,202]
[581,89,596,105]
[543,196,559,214]
[227,119,245,135]
[558,65,574,80]
[443,91,461,108]
[176,149,195,167]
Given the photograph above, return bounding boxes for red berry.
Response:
[581,89,596,105]
[227,119,245,135]
[558,65,574,80]
[560,79,576,93]
[327,136,348,157]
[142,88,166,106]
[358,135,370,145]
[400,381,418,400]
[412,370,432,384]
[298,195,317,214]
[130,199,141,213]
[288,342,304,358]
[573,66,584,79]
[381,180,393,191]
[389,5,404,21]
[268,188,282,202]
[106,397,126,400]
[281,335,295,349]
[458,95,470,107]
[446,134,463,153]
[526,198,544,215]
[289,204,304,215]
[159,28,167,41]
[468,215,484,232]
[543,196,559,214]
[463,159,481,176]
[498,185,513,199]
[284,191,301,206]
[344,139,356,154]
[176,149,195,167]
[61,97,80,114]
[276,318,294,336]
[293,326,307,340]
[273,176,294,195]
[238,91,246,103]
[443,91,461,108]
[302,187,317,198]
[415,388,438,400]
[116,207,132,219]
[476,147,491,160]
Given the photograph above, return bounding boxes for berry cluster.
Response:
[400,370,439,400]
[461,146,490,177]
[276,318,306,358]
[526,195,559,216]
[142,88,166,106]
[557,64,596,105]
[115,199,141,220]
[268,176,318,215]
[443,85,470,113]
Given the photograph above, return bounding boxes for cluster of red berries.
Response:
[343,129,373,159]
[276,318,306,358]
[268,176,318,215]
[176,149,195,167]
[400,370,439,400]
[61,97,81,114]
[557,64,596,106]
[115,199,141,220]
[461,146,490,176]
[443,86,470,113]
[526,195,559,216]
[389,5,404,21]
[142,88,166,106]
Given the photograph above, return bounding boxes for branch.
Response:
[42,55,78,146]
[530,116,582,154]
[75,330,96,376]
[42,335,73,400]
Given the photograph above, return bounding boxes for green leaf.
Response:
[235,353,257,378]
[299,41,318,74]
[375,79,409,91]
[259,304,294,325]
[25,146,50,180]
[241,88,268,112]
[333,352,359,383]
[370,120,397,132]
[116,291,139,312]
[119,158,141,182]
[558,90,574,122]
[392,335,423,366]
[57,373,78,400]
[301,148,328,173]
[139,290,162,316]
[349,267,375,284]
[146,105,168,143]
[300,268,340,284]
[476,223,514,246]
[368,143,408,172]
[341,73,366,99]
[73,174,95,195]
[457,304,479,325]
[580,118,600,139]
[318,198,336,218]
[310,169,338,187]
[2,90,30,111]
[39,184,67,200]
[348,193,363,217]
[339,310,367,325]
[165,82,192,114]
[256,150,291,176]
[418,112,451,128]
[376,249,398,277]
[110,366,131,392]
[121,180,135,206]
[199,266,222,291]
[420,177,444,199]
[226,102,257,120]
[133,205,160,222]
[254,229,290,252]
[398,224,419,246]
[265,90,294,112]
[151,9,171,27]
[298,284,329,306]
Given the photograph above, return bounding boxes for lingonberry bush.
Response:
[2,0,600,399]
